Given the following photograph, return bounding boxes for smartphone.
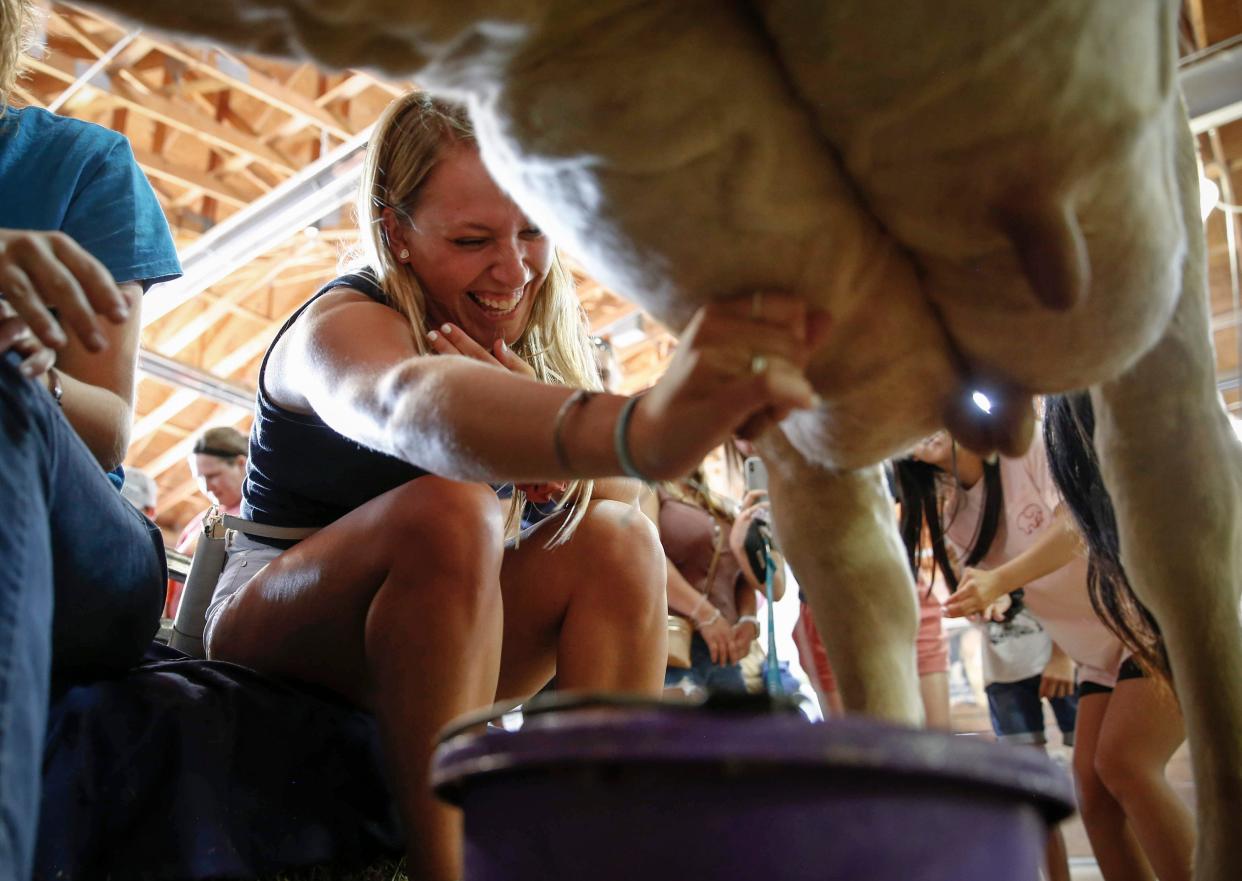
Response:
[743,456,768,493]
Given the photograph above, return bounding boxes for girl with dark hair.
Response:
[1041,392,1191,881]
[903,426,1192,881]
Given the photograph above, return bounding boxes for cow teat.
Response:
[942,385,1035,460]
[996,196,1089,313]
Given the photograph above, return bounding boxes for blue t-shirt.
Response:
[0,106,182,289]
[1,106,183,486]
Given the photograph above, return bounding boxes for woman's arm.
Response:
[278,288,825,484]
[0,225,143,470]
[943,507,1082,617]
[52,281,143,471]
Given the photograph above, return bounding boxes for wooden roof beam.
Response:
[131,147,252,208]
[20,54,298,174]
[130,36,354,140]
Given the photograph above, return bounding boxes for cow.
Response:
[81,2,1242,878]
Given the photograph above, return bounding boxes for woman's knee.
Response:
[1094,740,1166,806]
[568,499,665,613]
[377,478,506,603]
[1074,753,1121,823]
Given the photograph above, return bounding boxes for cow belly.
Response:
[458,0,960,467]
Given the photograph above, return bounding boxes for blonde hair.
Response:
[0,0,33,110]
[351,92,601,543]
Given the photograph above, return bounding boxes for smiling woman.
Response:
[195,91,826,881]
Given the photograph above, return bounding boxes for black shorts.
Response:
[1078,657,1144,699]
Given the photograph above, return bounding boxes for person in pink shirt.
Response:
[901,421,1192,881]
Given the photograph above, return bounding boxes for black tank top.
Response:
[242,270,428,539]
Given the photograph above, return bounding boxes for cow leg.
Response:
[1091,109,1242,881]
[759,429,922,725]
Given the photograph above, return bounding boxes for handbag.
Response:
[666,615,694,669]
[170,508,319,658]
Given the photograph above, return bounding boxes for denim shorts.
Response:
[985,674,1078,746]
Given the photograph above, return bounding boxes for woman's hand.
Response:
[427,322,536,378]
[730,618,759,659]
[0,229,132,354]
[982,591,1013,623]
[430,322,564,498]
[730,490,769,548]
[698,612,735,665]
[627,293,830,480]
[1040,648,1076,700]
[943,567,1009,618]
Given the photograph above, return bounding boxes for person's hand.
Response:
[1040,650,1076,700]
[943,567,1009,618]
[426,321,536,378]
[982,592,1013,623]
[730,491,769,549]
[627,293,830,480]
[697,612,734,665]
[730,618,759,659]
[0,229,132,354]
[0,298,55,379]
[738,489,769,511]
[515,481,568,504]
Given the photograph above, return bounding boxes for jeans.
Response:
[985,673,1078,747]
[664,631,747,695]
[0,352,165,880]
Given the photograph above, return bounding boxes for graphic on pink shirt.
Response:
[1016,504,1045,535]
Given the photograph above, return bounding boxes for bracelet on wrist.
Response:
[736,614,760,630]
[46,367,64,407]
[614,394,655,482]
[552,388,595,476]
[694,607,722,630]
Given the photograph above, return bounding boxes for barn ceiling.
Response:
[11,0,1242,541]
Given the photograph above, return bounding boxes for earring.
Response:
[398,248,409,261]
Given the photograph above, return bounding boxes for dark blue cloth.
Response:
[1,107,180,879]
[0,353,165,880]
[0,107,182,291]
[986,674,1078,742]
[35,643,404,881]
[243,270,429,541]
[664,632,748,695]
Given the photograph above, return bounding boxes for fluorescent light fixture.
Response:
[610,326,647,348]
[1201,174,1220,221]
[971,391,993,414]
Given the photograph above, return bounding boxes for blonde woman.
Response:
[201,93,825,881]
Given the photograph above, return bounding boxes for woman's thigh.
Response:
[1096,676,1185,774]
[207,477,504,702]
[1072,691,1112,798]
[47,419,164,677]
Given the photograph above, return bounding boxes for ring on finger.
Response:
[750,353,768,375]
[751,290,763,320]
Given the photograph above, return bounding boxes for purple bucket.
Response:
[432,700,1075,881]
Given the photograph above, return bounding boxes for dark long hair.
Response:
[1043,393,1171,681]
[892,449,1004,591]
